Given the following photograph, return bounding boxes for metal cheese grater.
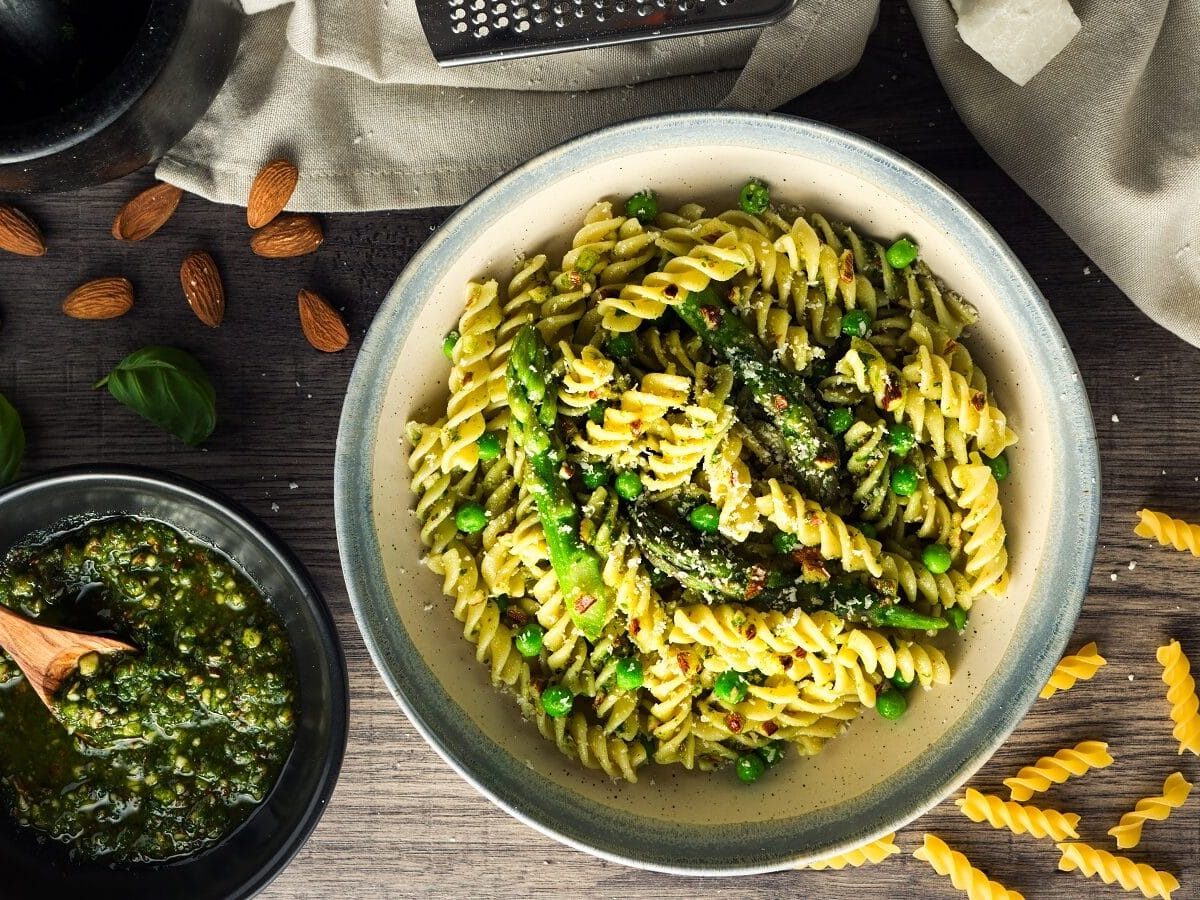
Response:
[416,0,798,67]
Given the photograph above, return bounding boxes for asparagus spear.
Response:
[506,324,609,640]
[675,285,841,506]
[630,499,946,631]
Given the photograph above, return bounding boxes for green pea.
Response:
[828,407,853,435]
[587,403,607,425]
[987,453,1010,482]
[442,329,460,360]
[922,543,953,574]
[858,521,877,539]
[605,333,635,359]
[689,503,721,534]
[887,423,915,456]
[515,623,545,658]
[580,460,611,490]
[886,238,919,270]
[876,688,908,720]
[614,471,643,500]
[890,671,915,690]
[625,190,659,224]
[772,531,797,553]
[736,752,766,784]
[615,657,644,691]
[713,669,748,705]
[454,503,487,533]
[945,605,968,632]
[738,179,770,215]
[541,684,574,718]
[891,463,919,497]
[758,742,784,767]
[841,308,871,338]
[477,432,502,462]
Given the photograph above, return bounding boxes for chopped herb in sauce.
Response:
[0,518,297,863]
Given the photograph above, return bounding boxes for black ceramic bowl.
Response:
[0,468,348,900]
[0,0,242,192]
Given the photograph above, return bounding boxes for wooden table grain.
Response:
[3,4,1198,898]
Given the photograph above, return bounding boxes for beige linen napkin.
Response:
[159,0,876,210]
[160,1,1200,348]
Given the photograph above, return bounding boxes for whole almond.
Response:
[0,205,47,257]
[180,251,225,327]
[112,182,183,241]
[298,290,349,352]
[63,277,134,320]
[247,159,299,228]
[250,214,323,258]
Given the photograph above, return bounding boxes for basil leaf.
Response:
[97,347,216,446]
[0,393,24,485]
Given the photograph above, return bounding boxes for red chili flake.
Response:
[971,391,987,411]
[567,270,584,289]
[806,511,822,528]
[676,652,691,674]
[793,647,807,659]
[664,284,679,299]
[744,565,767,600]
[882,375,903,410]
[745,624,757,640]
[772,394,789,411]
[780,655,793,671]
[630,617,641,636]
[839,250,855,285]
[792,547,830,580]
[587,389,599,400]
[462,371,474,384]
[814,452,838,469]
[630,418,643,434]
[574,594,597,615]
[559,461,576,479]
[531,676,547,695]
[504,607,529,628]
[762,720,779,737]
[699,305,722,328]
[725,713,745,734]
[943,339,958,354]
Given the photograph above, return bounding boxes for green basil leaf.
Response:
[97,347,216,446]
[0,393,25,486]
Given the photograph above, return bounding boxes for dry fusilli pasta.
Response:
[1156,639,1200,755]
[1107,772,1192,849]
[1040,641,1107,699]
[801,832,899,870]
[913,833,1025,900]
[1003,740,1113,802]
[1056,842,1179,900]
[955,788,1079,841]
[1135,508,1200,555]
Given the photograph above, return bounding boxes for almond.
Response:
[63,277,134,320]
[247,159,299,228]
[112,182,183,241]
[0,205,47,256]
[250,214,323,258]
[180,251,225,327]
[298,289,349,352]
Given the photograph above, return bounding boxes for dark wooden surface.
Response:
[3,3,1199,897]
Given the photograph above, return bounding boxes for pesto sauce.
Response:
[0,518,297,863]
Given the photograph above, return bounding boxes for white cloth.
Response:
[159,1,1200,349]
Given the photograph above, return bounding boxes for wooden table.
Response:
[3,4,1198,897]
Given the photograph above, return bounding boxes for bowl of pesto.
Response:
[0,467,348,899]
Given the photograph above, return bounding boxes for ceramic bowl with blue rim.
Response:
[334,111,1099,873]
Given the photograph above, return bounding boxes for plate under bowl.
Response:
[0,467,348,899]
[335,111,1099,873]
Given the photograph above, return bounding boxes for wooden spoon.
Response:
[0,603,135,711]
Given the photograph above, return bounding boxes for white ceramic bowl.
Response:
[335,112,1099,873]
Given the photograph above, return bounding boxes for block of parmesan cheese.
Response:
[949,0,1082,86]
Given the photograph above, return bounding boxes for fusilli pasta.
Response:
[1107,772,1192,849]
[801,832,899,870]
[1003,740,1113,802]
[913,833,1025,900]
[1056,842,1179,900]
[1040,641,1106,699]
[1156,639,1200,755]
[1134,508,1200,556]
[955,788,1080,841]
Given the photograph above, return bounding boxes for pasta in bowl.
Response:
[335,112,1098,872]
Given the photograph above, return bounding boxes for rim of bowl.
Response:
[0,464,349,895]
[0,1,183,162]
[335,110,1100,874]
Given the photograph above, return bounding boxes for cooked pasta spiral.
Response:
[902,344,1017,458]
[1135,508,1200,556]
[1156,639,1200,755]
[955,788,1080,841]
[801,833,899,870]
[754,479,884,577]
[913,833,1025,900]
[1056,842,1179,900]
[1040,641,1107,699]
[1003,740,1113,802]
[952,453,1009,597]
[1107,772,1192,849]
